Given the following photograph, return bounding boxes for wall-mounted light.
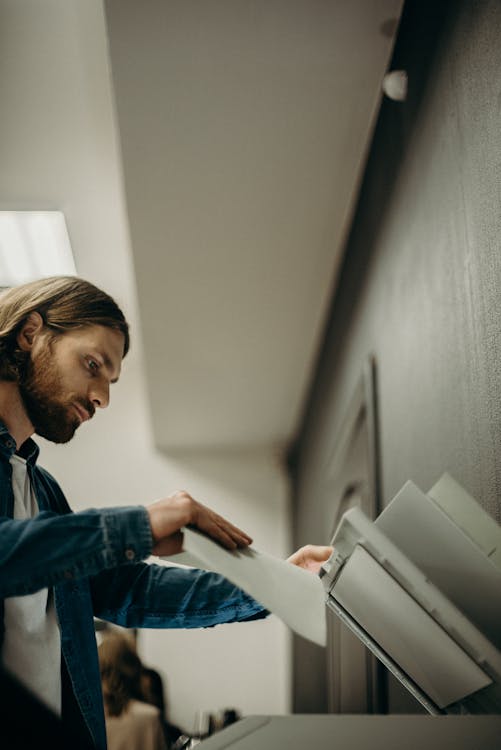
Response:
[382,70,408,102]
[0,211,77,288]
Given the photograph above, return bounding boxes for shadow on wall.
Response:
[156,447,290,547]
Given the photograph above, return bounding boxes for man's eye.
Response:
[88,359,99,372]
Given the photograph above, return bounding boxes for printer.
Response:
[195,473,501,748]
[320,472,501,714]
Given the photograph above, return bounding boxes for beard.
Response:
[18,345,91,444]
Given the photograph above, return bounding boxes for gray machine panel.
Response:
[332,545,491,708]
[376,478,501,648]
[320,477,501,713]
[196,715,501,750]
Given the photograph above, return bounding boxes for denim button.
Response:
[124,548,136,561]
[5,439,15,449]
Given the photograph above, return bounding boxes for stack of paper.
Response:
[163,528,327,647]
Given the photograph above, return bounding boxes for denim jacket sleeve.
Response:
[89,562,268,629]
[0,450,267,626]
[0,506,153,598]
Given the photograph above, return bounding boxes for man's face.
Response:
[18,324,124,444]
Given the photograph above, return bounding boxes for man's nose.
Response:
[89,381,110,409]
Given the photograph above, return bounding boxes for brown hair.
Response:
[98,632,143,717]
[0,276,130,381]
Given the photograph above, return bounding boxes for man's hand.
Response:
[287,545,333,574]
[147,490,253,556]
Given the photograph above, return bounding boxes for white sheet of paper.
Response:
[162,528,327,647]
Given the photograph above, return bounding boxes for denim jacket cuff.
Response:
[100,506,153,566]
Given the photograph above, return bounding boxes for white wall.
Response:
[0,0,292,731]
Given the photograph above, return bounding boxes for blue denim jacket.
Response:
[0,423,266,750]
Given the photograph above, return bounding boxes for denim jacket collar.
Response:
[0,420,40,465]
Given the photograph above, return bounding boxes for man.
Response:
[0,276,331,750]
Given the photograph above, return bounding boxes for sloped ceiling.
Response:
[104,0,403,453]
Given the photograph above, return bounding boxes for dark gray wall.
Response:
[291,0,501,713]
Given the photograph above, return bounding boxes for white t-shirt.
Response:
[2,454,62,715]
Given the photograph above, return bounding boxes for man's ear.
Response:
[17,312,45,352]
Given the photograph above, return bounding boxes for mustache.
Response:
[74,399,96,420]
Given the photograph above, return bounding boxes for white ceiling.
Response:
[104,0,403,454]
[0,0,403,457]
[0,0,140,350]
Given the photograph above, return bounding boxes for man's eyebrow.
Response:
[100,352,120,383]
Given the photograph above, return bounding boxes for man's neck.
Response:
[0,380,34,449]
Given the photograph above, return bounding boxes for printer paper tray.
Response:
[325,593,443,715]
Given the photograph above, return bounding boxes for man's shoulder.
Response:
[33,464,72,513]
[35,463,62,490]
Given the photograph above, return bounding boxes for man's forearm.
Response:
[0,506,152,598]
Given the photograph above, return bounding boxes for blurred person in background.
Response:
[98,631,167,750]
[141,665,184,748]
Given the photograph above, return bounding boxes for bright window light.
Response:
[0,211,77,288]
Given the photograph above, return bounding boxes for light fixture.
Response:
[0,211,77,288]
[382,69,408,102]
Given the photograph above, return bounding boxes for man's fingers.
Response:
[225,520,252,545]
[194,507,253,549]
[287,544,333,572]
[212,526,239,550]
[203,517,251,550]
[305,545,333,561]
[222,523,252,547]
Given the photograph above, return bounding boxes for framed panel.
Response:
[324,355,386,713]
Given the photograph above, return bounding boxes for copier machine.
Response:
[195,473,501,749]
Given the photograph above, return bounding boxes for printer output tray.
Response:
[321,507,501,713]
